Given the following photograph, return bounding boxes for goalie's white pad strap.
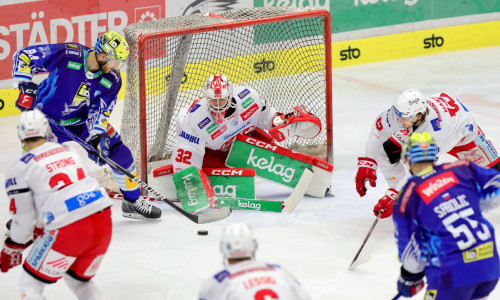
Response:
[148,164,178,200]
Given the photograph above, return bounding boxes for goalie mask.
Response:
[95,31,130,70]
[220,223,257,266]
[17,109,50,140]
[204,74,233,124]
[393,89,427,124]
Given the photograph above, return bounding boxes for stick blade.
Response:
[284,168,314,212]
[195,207,232,224]
[348,254,372,270]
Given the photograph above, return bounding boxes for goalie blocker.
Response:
[226,134,333,198]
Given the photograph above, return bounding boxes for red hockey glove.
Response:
[0,238,29,273]
[397,267,425,297]
[355,157,378,197]
[269,105,321,142]
[373,188,398,219]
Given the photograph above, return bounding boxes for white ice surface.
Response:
[1,47,500,299]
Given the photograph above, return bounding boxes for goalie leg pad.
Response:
[173,166,215,213]
[203,168,256,200]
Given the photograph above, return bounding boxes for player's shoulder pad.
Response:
[213,269,230,283]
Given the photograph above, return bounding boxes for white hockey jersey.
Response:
[365,92,480,189]
[5,142,112,244]
[198,260,311,300]
[172,86,277,171]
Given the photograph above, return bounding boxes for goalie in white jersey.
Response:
[1,109,113,299]
[356,89,500,219]
[198,223,311,300]
[172,74,321,171]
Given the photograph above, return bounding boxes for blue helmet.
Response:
[403,132,438,163]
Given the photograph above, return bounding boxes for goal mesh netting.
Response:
[122,7,332,181]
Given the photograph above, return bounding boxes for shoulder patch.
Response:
[213,270,230,282]
[238,89,250,99]
[65,44,82,50]
[430,118,441,131]
[20,153,35,163]
[190,103,201,113]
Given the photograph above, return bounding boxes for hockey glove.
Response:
[373,188,398,218]
[397,267,425,297]
[268,105,321,142]
[0,237,30,273]
[355,157,378,197]
[87,132,110,166]
[15,81,39,111]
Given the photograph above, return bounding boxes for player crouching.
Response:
[161,74,332,212]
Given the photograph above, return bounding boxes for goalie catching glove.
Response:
[269,105,321,142]
[15,81,39,111]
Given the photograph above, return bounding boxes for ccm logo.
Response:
[340,46,360,61]
[424,34,444,49]
[210,169,243,176]
[245,137,277,151]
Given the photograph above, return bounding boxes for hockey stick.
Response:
[392,293,402,300]
[45,116,231,224]
[108,191,284,212]
[348,211,382,270]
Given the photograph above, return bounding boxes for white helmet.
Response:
[204,74,233,124]
[220,223,257,266]
[393,89,427,123]
[17,109,50,140]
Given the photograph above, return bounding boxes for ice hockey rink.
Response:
[1,46,500,299]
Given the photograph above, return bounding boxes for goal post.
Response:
[122,7,332,183]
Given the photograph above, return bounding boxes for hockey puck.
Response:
[197,230,208,236]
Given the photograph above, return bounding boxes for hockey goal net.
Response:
[122,7,332,182]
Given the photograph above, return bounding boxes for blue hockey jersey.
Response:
[393,160,500,289]
[12,43,121,139]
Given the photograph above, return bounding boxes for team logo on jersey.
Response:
[241,103,259,121]
[62,83,90,115]
[465,124,474,132]
[67,61,82,70]
[65,44,81,50]
[241,97,254,109]
[179,131,200,144]
[65,190,102,212]
[20,153,35,163]
[198,117,211,129]
[214,270,230,282]
[430,118,441,131]
[416,171,458,204]
[238,89,250,99]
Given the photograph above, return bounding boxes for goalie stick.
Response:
[348,211,382,270]
[45,116,231,224]
[107,165,312,214]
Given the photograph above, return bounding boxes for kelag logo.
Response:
[424,34,444,49]
[254,58,275,73]
[340,46,360,61]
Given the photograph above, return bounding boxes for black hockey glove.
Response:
[87,132,110,166]
[16,82,39,111]
[397,267,425,297]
